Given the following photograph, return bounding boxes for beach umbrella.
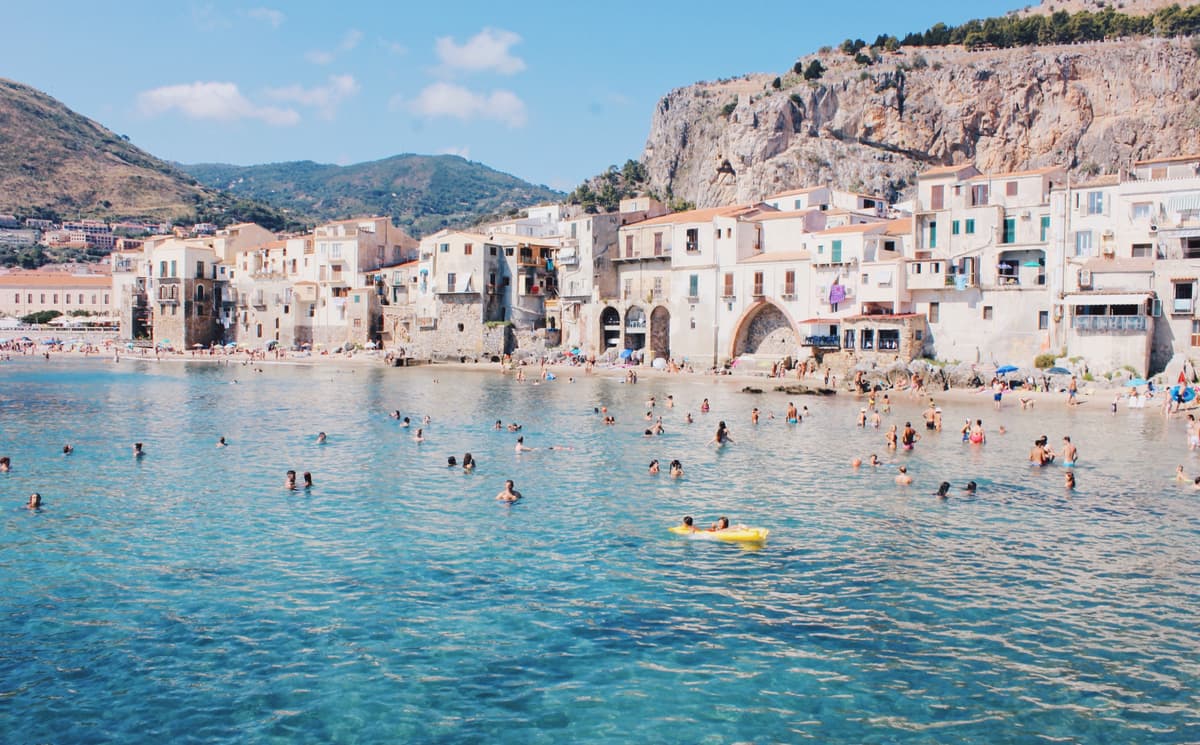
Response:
[1125,378,1148,387]
[1047,366,1072,375]
[996,365,1019,375]
[618,348,633,359]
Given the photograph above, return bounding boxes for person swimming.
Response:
[390,410,401,419]
[216,437,227,448]
[1177,465,1189,482]
[494,419,503,430]
[63,444,73,455]
[463,453,475,472]
[133,442,145,458]
[496,479,522,502]
[962,480,978,494]
[303,472,313,489]
[669,459,683,478]
[649,459,660,474]
[935,481,951,498]
[895,465,913,485]
[316,432,327,444]
[679,515,697,533]
[709,421,733,446]
[401,417,411,428]
[27,492,41,509]
[684,412,694,424]
[285,470,297,490]
[515,436,534,453]
[447,456,458,467]
[1065,471,1076,490]
[700,398,710,413]
[0,456,10,472]
[413,428,424,443]
[709,516,730,532]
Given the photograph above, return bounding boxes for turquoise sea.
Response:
[1,358,1198,743]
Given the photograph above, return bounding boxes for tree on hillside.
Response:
[803,59,826,80]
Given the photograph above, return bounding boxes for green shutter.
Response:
[688,274,699,297]
[929,223,937,249]
[1003,218,1016,244]
[952,220,960,235]
[1040,216,1050,242]
[965,219,975,234]
[831,240,842,263]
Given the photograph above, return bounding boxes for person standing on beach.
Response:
[1067,376,1079,406]
[992,377,1004,411]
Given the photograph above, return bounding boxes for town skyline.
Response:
[0,0,1018,190]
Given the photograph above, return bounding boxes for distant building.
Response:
[0,271,113,319]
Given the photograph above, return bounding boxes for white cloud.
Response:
[190,3,229,31]
[438,146,471,159]
[265,75,360,119]
[137,82,299,126]
[412,82,526,128]
[246,7,285,28]
[435,28,525,75]
[340,29,363,51]
[305,50,335,65]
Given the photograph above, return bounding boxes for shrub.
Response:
[803,59,826,80]
[719,101,737,117]
[21,310,61,324]
[1034,352,1057,369]
[771,76,782,89]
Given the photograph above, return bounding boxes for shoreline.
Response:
[4,347,1178,416]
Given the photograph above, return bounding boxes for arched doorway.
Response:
[624,306,647,352]
[731,300,799,358]
[600,306,621,352]
[650,306,670,361]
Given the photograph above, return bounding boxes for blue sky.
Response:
[3,0,1020,190]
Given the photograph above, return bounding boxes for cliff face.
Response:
[640,37,1200,207]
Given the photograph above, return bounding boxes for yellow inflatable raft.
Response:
[668,525,769,543]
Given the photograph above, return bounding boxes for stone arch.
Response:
[650,305,670,360]
[730,299,800,359]
[624,305,647,351]
[599,306,621,351]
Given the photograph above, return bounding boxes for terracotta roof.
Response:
[966,165,1064,181]
[628,204,756,227]
[0,274,112,287]
[764,186,823,200]
[1071,174,1121,189]
[919,163,979,178]
[739,250,812,264]
[377,260,419,270]
[799,318,841,324]
[1135,154,1200,167]
[750,210,818,222]
[814,222,887,236]
[884,218,913,236]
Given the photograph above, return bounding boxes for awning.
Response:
[459,272,472,292]
[1066,292,1152,305]
[876,269,893,284]
[1167,194,1200,212]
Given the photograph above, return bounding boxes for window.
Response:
[490,245,497,256]
[1133,202,1152,221]
[457,323,465,332]
[1174,282,1194,314]
[1002,218,1016,244]
[831,240,843,263]
[65,294,71,304]
[623,278,632,299]
[1074,231,1093,256]
[843,329,856,349]
[688,274,699,299]
[686,228,699,252]
[1151,167,1167,180]
[1087,191,1104,215]
[1040,216,1050,242]
[793,199,803,209]
[965,219,975,235]
[12,293,17,303]
[971,184,989,206]
[170,260,177,277]
[652,276,663,298]
[983,305,993,320]
[753,271,764,296]
[53,294,58,303]
[722,273,734,297]
[911,263,922,274]
[159,261,167,277]
[653,232,663,255]
[103,294,109,305]
[928,222,937,249]
[1131,243,1153,259]
[308,304,315,317]
[784,270,796,296]
[196,260,204,279]
[861,273,869,284]
[1006,181,1018,197]
[464,243,473,255]
[256,323,263,338]
[1192,321,1200,347]
[930,185,944,210]
[625,235,634,258]
[505,247,514,256]
[1038,310,1049,330]
[447,272,456,292]
[952,220,960,235]
[879,329,899,350]
[861,328,874,350]
[439,243,450,253]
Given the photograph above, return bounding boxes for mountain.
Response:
[637,13,1200,207]
[181,155,563,237]
[0,78,291,228]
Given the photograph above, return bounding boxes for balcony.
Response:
[685,241,699,253]
[803,335,840,349]
[1072,315,1148,333]
[780,285,796,299]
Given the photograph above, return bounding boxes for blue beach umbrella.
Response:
[1171,385,1196,403]
[996,365,1019,375]
[618,348,632,359]
[1125,378,1148,387]
[1047,366,1072,375]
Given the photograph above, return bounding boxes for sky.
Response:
[2,0,1020,191]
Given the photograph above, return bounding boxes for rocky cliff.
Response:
[640,37,1200,207]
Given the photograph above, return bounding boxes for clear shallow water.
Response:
[1,359,1198,744]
